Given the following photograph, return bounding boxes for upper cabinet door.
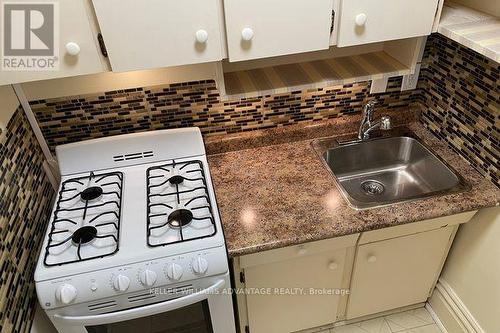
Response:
[337,0,439,47]
[92,0,224,72]
[0,0,106,85]
[223,0,333,62]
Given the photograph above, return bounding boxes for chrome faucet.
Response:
[358,100,392,140]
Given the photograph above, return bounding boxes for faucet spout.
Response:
[358,101,391,140]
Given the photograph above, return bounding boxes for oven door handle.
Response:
[53,279,226,326]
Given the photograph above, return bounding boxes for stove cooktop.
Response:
[35,128,226,282]
[147,159,216,247]
[44,171,123,266]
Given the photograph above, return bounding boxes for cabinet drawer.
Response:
[92,0,224,72]
[240,234,358,268]
[223,0,333,62]
[337,0,439,47]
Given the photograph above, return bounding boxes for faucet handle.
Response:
[363,100,376,117]
[380,116,392,130]
[366,100,377,107]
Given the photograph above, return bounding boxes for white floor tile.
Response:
[385,311,429,332]
[332,325,367,333]
[408,308,435,325]
[403,324,442,333]
[356,317,392,333]
[297,308,443,333]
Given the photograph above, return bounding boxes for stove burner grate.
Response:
[168,175,185,185]
[80,186,103,201]
[43,171,123,266]
[167,209,193,228]
[72,226,98,244]
[146,160,217,247]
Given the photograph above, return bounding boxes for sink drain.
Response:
[361,180,385,195]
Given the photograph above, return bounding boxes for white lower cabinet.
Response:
[239,235,358,333]
[235,213,477,332]
[346,226,455,319]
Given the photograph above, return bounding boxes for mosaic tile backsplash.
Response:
[0,108,54,332]
[29,35,498,187]
[419,34,499,187]
[30,77,419,152]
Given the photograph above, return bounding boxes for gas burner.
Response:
[167,209,193,228]
[168,175,185,185]
[72,226,98,244]
[44,171,123,266]
[147,160,216,247]
[80,186,103,201]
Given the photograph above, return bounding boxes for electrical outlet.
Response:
[401,64,422,91]
[370,77,389,94]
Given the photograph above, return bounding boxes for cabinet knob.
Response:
[195,29,209,43]
[355,13,367,26]
[241,27,254,41]
[367,255,377,263]
[328,261,338,270]
[65,42,81,56]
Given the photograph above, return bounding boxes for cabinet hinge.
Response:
[330,10,335,34]
[239,271,245,284]
[435,0,441,17]
[245,325,250,333]
[97,33,108,58]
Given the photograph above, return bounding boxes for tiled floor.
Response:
[318,308,443,333]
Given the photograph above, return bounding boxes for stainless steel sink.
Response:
[315,133,469,209]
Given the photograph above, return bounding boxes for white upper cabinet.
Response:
[92,0,225,72]
[337,0,440,47]
[223,0,333,62]
[0,0,106,86]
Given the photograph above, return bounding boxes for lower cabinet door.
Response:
[244,248,346,333]
[346,227,453,319]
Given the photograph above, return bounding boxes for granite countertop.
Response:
[205,109,500,257]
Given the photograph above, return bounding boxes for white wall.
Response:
[0,85,20,140]
[432,206,500,332]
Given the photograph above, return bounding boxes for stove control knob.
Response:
[140,269,157,287]
[166,263,183,281]
[113,275,130,292]
[192,256,209,275]
[55,284,77,304]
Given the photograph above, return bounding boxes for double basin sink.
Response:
[314,128,469,209]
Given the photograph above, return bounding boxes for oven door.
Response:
[51,276,235,333]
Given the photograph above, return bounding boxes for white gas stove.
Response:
[34,128,235,333]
